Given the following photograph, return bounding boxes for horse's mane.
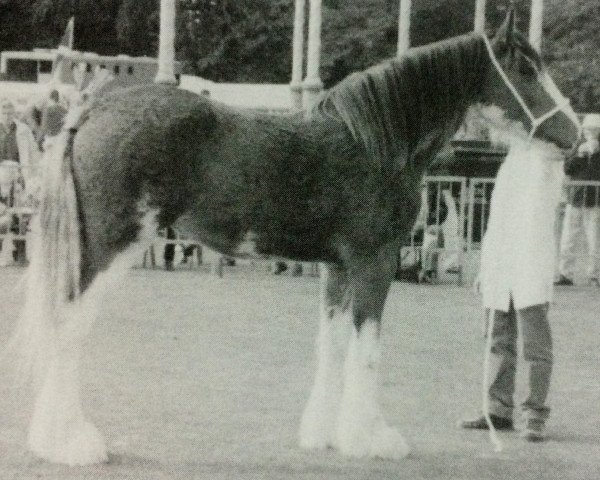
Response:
[312,33,489,173]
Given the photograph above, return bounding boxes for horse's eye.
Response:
[518,57,537,78]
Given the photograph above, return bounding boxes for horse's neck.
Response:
[396,33,489,171]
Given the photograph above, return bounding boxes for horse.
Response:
[8,10,581,465]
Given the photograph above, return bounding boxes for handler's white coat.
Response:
[480,141,564,311]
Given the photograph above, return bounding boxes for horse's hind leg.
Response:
[299,263,351,450]
[24,206,158,466]
[336,245,410,459]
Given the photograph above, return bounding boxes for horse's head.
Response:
[479,8,581,151]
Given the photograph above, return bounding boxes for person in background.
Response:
[0,98,40,263]
[556,113,600,286]
[40,89,68,149]
[0,99,39,183]
[410,184,448,284]
[164,226,177,271]
[460,141,564,442]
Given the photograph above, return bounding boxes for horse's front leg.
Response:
[336,246,410,459]
[299,263,351,450]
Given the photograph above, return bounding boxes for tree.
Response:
[544,0,600,112]
[115,0,159,56]
[178,0,294,82]
[0,0,36,55]
[1,0,599,111]
[22,0,122,53]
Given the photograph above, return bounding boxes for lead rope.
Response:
[482,308,504,452]
[478,36,577,454]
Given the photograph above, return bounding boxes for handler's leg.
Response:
[582,207,600,282]
[518,303,552,440]
[461,306,517,430]
[557,204,582,283]
[336,246,409,459]
[300,263,351,449]
[487,306,518,421]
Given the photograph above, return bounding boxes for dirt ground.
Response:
[1,265,599,480]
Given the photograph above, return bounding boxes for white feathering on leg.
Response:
[26,208,158,466]
[336,321,409,459]
[299,306,350,450]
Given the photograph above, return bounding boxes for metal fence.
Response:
[0,163,36,265]
[556,180,600,283]
[465,177,496,252]
[4,166,600,283]
[400,176,468,283]
[404,177,600,284]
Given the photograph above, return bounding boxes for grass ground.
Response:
[1,266,599,480]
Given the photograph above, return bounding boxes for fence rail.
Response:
[3,167,600,283]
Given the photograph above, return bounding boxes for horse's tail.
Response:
[9,119,83,386]
[7,105,111,465]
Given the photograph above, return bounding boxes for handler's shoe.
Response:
[418,270,434,284]
[273,262,288,275]
[520,419,545,442]
[554,275,574,286]
[459,414,513,431]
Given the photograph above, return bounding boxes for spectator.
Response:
[0,99,40,197]
[40,89,68,149]
[164,226,177,271]
[0,98,40,263]
[411,185,448,283]
[556,113,600,286]
[273,261,303,276]
[460,141,564,442]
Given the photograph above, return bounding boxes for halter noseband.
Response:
[482,35,579,142]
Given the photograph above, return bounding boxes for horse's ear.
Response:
[493,5,516,47]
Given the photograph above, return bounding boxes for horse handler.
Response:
[460,139,565,442]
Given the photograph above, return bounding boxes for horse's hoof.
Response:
[299,432,333,451]
[369,425,410,459]
[299,411,336,450]
[29,421,108,466]
[337,423,410,460]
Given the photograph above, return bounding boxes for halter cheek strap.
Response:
[482,35,579,141]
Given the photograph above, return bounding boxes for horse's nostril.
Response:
[565,137,584,159]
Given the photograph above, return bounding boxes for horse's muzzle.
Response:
[564,136,584,161]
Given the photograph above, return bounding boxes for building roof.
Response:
[0,81,49,110]
[1,49,159,65]
[0,76,296,115]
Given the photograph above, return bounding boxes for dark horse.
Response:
[11,11,580,465]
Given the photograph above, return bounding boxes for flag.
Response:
[57,17,74,52]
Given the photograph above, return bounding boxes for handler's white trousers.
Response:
[558,205,600,280]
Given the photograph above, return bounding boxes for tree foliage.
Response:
[178,0,293,82]
[0,0,599,111]
[116,0,159,57]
